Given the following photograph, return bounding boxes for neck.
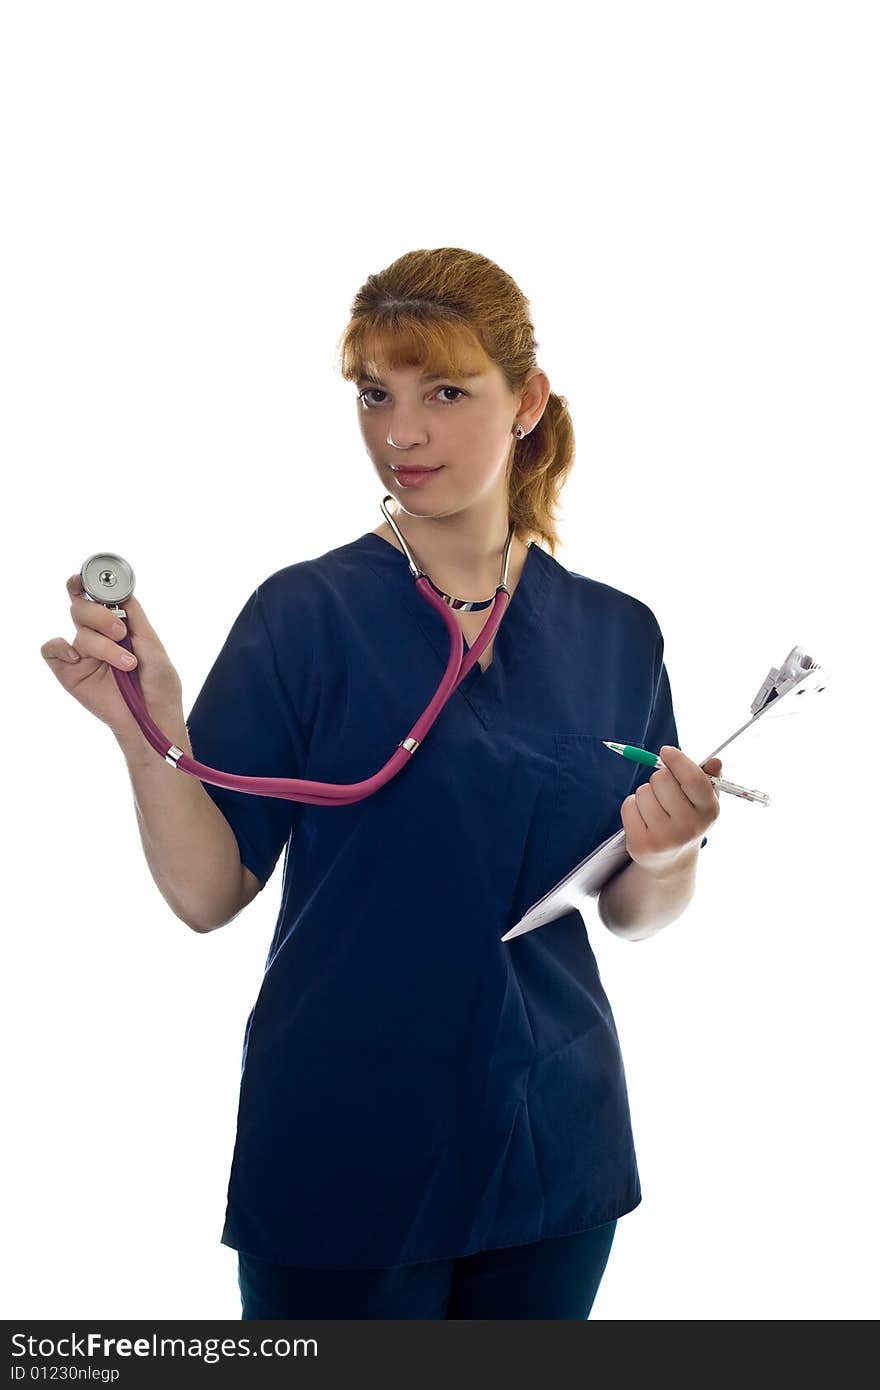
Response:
[378,498,519,594]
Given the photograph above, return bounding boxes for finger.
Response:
[70,593,126,641]
[69,585,157,643]
[633,780,671,834]
[701,758,723,802]
[646,765,692,820]
[71,624,138,670]
[659,746,718,814]
[621,793,648,841]
[116,592,159,638]
[41,637,82,665]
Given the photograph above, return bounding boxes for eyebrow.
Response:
[356,371,482,386]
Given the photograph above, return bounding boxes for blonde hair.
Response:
[334,247,574,556]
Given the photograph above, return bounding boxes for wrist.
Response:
[628,839,703,884]
[635,843,701,882]
[114,706,190,765]
[600,845,700,938]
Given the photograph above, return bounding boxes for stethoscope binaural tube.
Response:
[79,503,513,807]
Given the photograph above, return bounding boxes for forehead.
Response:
[356,366,487,385]
[349,319,496,385]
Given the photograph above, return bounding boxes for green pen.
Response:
[601,742,770,805]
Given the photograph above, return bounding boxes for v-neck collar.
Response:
[354,531,553,728]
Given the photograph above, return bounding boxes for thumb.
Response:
[117,592,161,640]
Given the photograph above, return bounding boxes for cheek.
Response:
[453,425,502,463]
[360,424,387,454]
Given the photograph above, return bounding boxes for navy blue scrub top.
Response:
[185,531,707,1270]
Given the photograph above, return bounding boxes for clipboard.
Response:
[501,645,830,942]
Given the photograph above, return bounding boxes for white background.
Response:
[3,0,876,1321]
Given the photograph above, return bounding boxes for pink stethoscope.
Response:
[80,495,516,807]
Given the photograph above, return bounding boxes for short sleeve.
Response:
[640,620,708,851]
[185,585,309,890]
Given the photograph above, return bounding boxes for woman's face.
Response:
[355,360,534,518]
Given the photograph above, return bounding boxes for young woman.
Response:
[43,246,720,1319]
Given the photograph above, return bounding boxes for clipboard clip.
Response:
[750,645,828,715]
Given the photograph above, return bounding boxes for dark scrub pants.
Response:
[237,1220,617,1319]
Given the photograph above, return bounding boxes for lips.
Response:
[391,465,443,487]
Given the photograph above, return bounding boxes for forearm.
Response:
[597,847,700,942]
[115,707,244,933]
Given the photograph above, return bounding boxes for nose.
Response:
[374,403,429,449]
[386,420,428,448]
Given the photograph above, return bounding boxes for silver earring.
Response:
[514,424,525,439]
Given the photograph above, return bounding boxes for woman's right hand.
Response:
[41,573,186,745]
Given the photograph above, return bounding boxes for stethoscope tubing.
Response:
[110,576,510,806]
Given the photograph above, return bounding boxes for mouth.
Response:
[390,465,443,474]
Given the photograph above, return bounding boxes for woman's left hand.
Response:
[620,746,722,876]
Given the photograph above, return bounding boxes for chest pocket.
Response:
[541,733,649,887]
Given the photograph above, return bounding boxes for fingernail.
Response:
[67,648,80,662]
[122,651,136,665]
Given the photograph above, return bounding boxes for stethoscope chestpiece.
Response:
[80,552,136,618]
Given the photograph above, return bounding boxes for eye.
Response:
[357,386,466,408]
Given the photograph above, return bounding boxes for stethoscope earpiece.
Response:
[80,552,136,614]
